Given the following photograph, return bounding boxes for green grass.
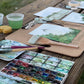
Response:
[0,0,36,15]
[78,71,84,84]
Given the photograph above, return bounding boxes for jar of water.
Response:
[68,0,80,10]
[6,13,24,29]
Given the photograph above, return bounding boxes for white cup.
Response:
[6,13,24,29]
[0,13,4,25]
[68,0,80,10]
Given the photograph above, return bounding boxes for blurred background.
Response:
[0,0,36,15]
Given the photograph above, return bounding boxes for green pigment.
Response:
[8,16,23,29]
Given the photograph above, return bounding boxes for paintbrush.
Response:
[0,46,44,52]
[28,35,79,48]
[1,45,33,49]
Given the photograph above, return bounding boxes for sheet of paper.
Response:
[34,7,72,21]
[34,7,62,17]
[79,1,84,9]
[29,24,73,36]
[62,12,84,24]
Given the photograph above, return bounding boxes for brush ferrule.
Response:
[1,45,11,49]
[0,49,12,52]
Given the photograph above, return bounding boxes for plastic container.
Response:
[0,13,4,25]
[68,0,80,10]
[6,13,24,29]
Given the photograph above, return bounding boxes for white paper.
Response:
[29,24,73,36]
[79,1,84,9]
[34,7,62,17]
[62,12,84,24]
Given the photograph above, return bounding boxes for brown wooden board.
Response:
[52,20,84,28]
[5,23,84,57]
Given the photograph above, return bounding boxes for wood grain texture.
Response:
[0,0,84,84]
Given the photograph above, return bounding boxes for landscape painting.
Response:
[34,7,72,21]
[29,24,80,44]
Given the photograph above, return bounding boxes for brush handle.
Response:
[1,45,33,49]
[12,47,39,52]
[0,46,44,52]
[36,37,79,48]
[49,41,79,48]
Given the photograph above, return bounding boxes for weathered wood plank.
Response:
[52,19,84,28]
[0,60,9,70]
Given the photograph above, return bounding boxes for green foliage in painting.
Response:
[76,0,84,1]
[81,14,84,21]
[41,29,80,44]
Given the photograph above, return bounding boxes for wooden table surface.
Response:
[0,0,84,84]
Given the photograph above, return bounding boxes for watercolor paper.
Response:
[62,12,84,24]
[29,24,80,44]
[34,7,72,20]
[34,7,62,17]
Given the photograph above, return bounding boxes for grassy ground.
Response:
[0,0,36,15]
[78,70,84,84]
[0,0,84,84]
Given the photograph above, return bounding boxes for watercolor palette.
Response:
[0,74,28,84]
[1,51,74,84]
[19,51,74,74]
[0,40,27,61]
[1,59,67,84]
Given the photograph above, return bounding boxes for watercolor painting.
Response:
[0,40,26,61]
[34,7,72,21]
[62,12,84,23]
[29,24,80,44]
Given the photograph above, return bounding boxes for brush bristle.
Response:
[28,35,40,44]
